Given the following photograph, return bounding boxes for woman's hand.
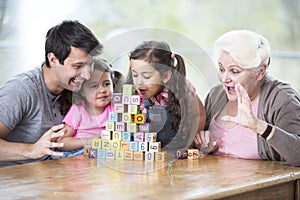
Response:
[221,82,259,130]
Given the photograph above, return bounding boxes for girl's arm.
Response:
[56,124,90,151]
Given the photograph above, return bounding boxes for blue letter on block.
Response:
[97,149,106,159]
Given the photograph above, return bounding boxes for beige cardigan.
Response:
[204,76,300,166]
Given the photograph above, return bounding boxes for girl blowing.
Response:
[126,40,206,150]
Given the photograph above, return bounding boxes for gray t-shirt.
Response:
[0,66,64,167]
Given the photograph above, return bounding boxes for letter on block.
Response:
[101,130,111,140]
[130,95,141,105]
[112,93,123,104]
[128,105,140,114]
[123,84,136,95]
[122,132,132,142]
[134,132,144,142]
[145,132,157,142]
[155,151,167,162]
[106,122,115,131]
[97,149,106,159]
[134,113,145,124]
[129,141,139,151]
[122,94,131,104]
[134,151,144,161]
[176,149,188,159]
[115,150,124,160]
[127,123,138,133]
[112,131,122,140]
[106,150,115,160]
[145,152,155,162]
[102,139,111,150]
[88,148,97,158]
[114,104,124,113]
[138,142,148,152]
[187,149,199,160]
[92,138,102,149]
[120,141,130,151]
[139,123,150,132]
[115,122,125,132]
[109,112,119,122]
[122,113,133,123]
[149,142,161,152]
[111,140,120,150]
[124,151,134,160]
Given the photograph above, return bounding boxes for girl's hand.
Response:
[221,82,258,130]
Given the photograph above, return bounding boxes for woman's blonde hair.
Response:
[215,30,271,69]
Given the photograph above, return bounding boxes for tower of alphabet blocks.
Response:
[87,84,167,162]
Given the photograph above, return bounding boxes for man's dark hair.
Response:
[45,20,102,67]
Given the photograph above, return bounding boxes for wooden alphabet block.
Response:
[129,141,139,151]
[139,123,150,132]
[130,95,141,105]
[145,152,155,162]
[144,132,157,142]
[112,131,122,141]
[124,151,134,160]
[134,132,144,142]
[112,93,123,104]
[122,113,133,123]
[109,112,119,122]
[134,113,145,124]
[176,149,188,159]
[105,122,115,131]
[106,150,115,160]
[114,104,124,113]
[123,84,136,95]
[120,141,130,151]
[97,149,106,159]
[128,105,140,114]
[92,138,102,149]
[138,142,148,152]
[121,132,132,142]
[127,123,138,133]
[88,148,97,158]
[134,151,145,161]
[155,151,167,162]
[187,149,199,160]
[115,150,124,160]
[101,139,111,150]
[110,140,120,150]
[122,94,131,104]
[115,122,125,132]
[149,142,161,152]
[101,130,111,140]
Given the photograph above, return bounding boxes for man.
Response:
[0,20,103,167]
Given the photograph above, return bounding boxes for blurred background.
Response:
[0,0,299,99]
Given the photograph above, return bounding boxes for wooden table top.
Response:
[0,155,299,200]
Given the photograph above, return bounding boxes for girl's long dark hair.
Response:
[126,40,190,137]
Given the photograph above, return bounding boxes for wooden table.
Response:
[0,155,299,200]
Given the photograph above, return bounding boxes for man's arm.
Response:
[0,122,66,162]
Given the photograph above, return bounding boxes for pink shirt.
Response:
[63,103,113,138]
[209,99,261,160]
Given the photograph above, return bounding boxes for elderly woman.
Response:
[193,30,300,166]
